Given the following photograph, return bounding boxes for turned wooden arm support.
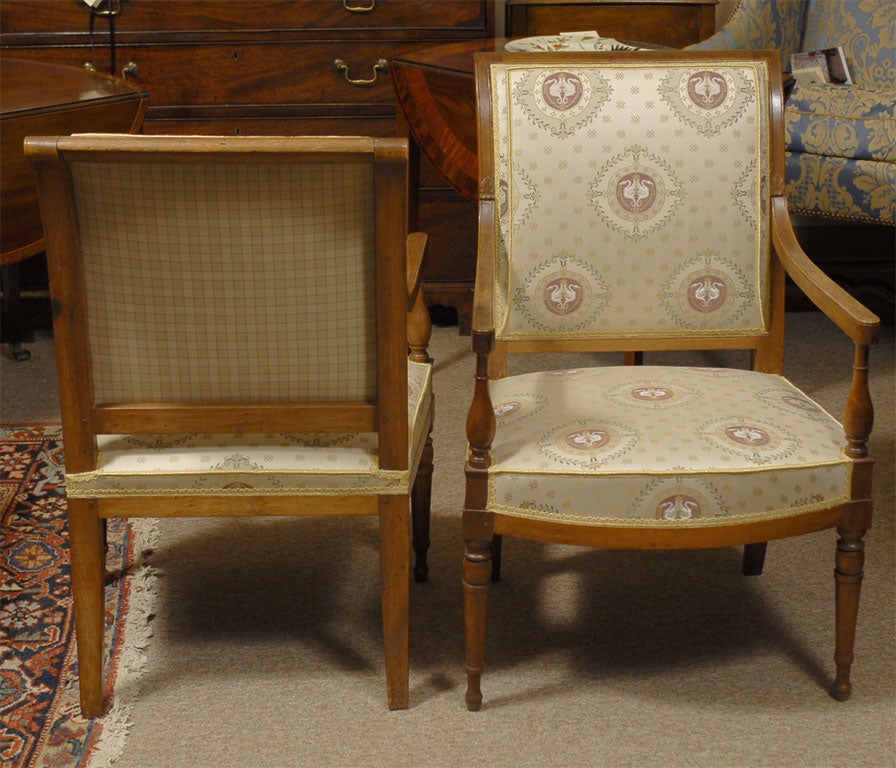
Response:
[406,232,432,364]
[465,198,497,465]
[406,231,428,311]
[771,199,880,456]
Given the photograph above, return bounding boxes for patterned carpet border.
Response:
[1,424,158,768]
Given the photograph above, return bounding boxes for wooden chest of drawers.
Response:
[0,1,493,135]
[505,0,717,49]
[0,0,494,323]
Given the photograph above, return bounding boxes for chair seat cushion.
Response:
[487,365,851,526]
[65,361,432,497]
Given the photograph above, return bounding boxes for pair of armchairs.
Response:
[690,0,895,226]
[30,49,879,718]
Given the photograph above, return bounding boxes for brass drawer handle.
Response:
[333,58,388,86]
[343,0,376,11]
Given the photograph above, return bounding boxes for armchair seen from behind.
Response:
[26,134,434,716]
[462,51,880,710]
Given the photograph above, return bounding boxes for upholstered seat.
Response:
[487,366,849,525]
[66,361,431,497]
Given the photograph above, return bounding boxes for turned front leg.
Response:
[832,525,866,701]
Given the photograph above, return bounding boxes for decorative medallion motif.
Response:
[565,429,611,450]
[538,419,637,469]
[514,254,610,333]
[541,71,585,112]
[660,251,755,329]
[511,68,612,138]
[685,70,732,111]
[491,392,548,427]
[757,386,829,423]
[615,172,658,215]
[656,493,702,520]
[700,417,799,465]
[725,425,770,446]
[631,477,729,520]
[543,275,585,315]
[494,401,522,417]
[658,67,755,137]
[687,274,728,313]
[632,386,673,401]
[606,378,697,410]
[588,145,683,240]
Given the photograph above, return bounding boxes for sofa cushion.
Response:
[786,82,896,163]
[785,150,896,223]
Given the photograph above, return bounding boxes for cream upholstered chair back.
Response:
[71,158,378,405]
[483,53,777,344]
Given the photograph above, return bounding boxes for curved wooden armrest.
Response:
[772,199,879,457]
[472,200,496,334]
[772,198,880,346]
[406,231,428,311]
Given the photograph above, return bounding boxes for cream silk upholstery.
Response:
[483,60,848,529]
[66,360,432,497]
[490,62,770,340]
[461,51,879,711]
[488,366,849,525]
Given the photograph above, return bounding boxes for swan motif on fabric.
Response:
[618,173,655,211]
[689,71,726,108]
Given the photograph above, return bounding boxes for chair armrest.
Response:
[772,198,880,346]
[406,231,428,312]
[472,200,496,335]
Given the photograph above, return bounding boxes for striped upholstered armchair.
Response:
[690,0,895,225]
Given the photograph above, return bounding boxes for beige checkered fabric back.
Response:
[71,161,377,403]
[488,59,772,341]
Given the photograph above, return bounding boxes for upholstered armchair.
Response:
[26,134,434,716]
[462,50,880,710]
[689,0,895,226]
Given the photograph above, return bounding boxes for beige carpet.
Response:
[2,311,894,768]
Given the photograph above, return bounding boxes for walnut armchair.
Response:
[26,134,434,716]
[462,51,880,710]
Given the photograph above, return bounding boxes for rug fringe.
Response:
[87,517,161,768]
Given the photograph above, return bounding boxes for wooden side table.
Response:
[505,0,717,49]
[1,58,147,359]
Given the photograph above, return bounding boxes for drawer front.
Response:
[511,4,713,48]
[3,41,432,108]
[0,1,489,38]
[144,115,398,137]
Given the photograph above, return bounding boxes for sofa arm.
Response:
[687,0,806,71]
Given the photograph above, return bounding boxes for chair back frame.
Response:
[472,50,789,374]
[26,135,412,476]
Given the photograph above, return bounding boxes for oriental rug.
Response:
[0,424,158,768]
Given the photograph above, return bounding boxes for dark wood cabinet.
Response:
[505,0,717,49]
[0,0,494,324]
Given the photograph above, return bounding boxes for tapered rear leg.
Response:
[68,498,106,718]
[379,494,410,710]
[742,542,768,575]
[411,431,433,583]
[832,526,866,701]
[490,534,503,583]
